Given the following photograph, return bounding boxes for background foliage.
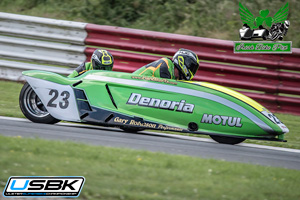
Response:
[0,0,299,47]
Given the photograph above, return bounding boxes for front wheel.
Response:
[210,135,246,145]
[19,82,60,124]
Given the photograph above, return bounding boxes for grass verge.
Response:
[0,80,24,118]
[1,80,300,149]
[0,135,300,200]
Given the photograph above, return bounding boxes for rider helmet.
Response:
[284,20,290,29]
[173,48,200,80]
[91,49,114,70]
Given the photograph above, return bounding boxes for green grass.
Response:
[0,80,24,118]
[1,80,300,149]
[0,135,299,200]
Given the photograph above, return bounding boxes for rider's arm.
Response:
[133,58,175,79]
[158,58,174,79]
[68,62,87,78]
[132,60,160,77]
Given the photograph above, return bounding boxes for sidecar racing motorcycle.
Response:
[19,70,289,145]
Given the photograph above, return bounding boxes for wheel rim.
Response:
[23,86,49,118]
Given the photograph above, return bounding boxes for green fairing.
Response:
[22,70,287,141]
[23,70,79,85]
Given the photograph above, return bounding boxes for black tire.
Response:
[262,31,268,40]
[210,135,246,145]
[262,34,267,40]
[19,82,60,124]
[120,126,145,133]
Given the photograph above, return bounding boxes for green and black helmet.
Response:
[173,48,200,80]
[91,49,114,70]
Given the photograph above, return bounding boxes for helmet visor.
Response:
[93,61,104,70]
[188,61,199,79]
[94,62,112,70]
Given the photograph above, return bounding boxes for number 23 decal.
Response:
[268,113,281,124]
[47,89,70,109]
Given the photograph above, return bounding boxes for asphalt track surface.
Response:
[1,116,300,170]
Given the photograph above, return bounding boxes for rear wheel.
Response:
[262,31,268,40]
[210,135,246,145]
[19,82,60,124]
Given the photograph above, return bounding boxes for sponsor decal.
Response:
[201,114,243,127]
[112,117,183,131]
[261,111,281,124]
[127,93,195,113]
[129,119,157,128]
[157,124,183,131]
[114,116,129,124]
[3,176,85,197]
[235,2,291,53]
[131,76,177,85]
[128,120,183,131]
[261,110,289,133]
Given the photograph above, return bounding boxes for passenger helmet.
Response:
[91,49,114,70]
[173,48,200,80]
[284,20,290,29]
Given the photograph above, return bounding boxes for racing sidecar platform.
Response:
[19,70,289,145]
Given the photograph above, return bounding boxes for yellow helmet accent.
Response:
[178,56,189,77]
[101,50,113,65]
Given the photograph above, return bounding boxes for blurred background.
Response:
[0,0,299,47]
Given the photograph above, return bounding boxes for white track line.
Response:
[1,116,299,153]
